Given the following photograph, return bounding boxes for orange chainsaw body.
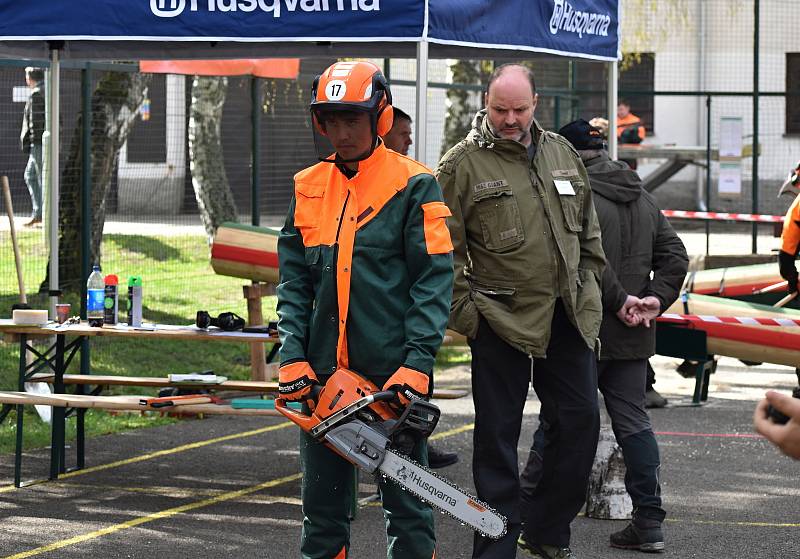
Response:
[275,368,395,434]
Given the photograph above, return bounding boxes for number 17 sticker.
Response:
[325,80,347,101]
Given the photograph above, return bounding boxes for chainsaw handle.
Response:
[371,390,400,403]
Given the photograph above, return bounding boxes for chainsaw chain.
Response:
[379,449,507,540]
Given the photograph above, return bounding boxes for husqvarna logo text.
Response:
[150,0,380,18]
[549,0,611,38]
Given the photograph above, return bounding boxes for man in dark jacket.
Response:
[20,67,45,227]
[519,119,688,554]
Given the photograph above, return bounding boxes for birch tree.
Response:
[188,76,238,241]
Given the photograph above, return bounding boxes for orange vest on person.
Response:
[616,113,646,143]
[781,193,800,255]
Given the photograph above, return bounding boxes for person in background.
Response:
[381,106,460,470]
[276,60,454,559]
[19,66,45,227]
[594,112,666,408]
[616,99,646,171]
[778,190,800,294]
[382,106,413,156]
[437,63,605,559]
[521,119,688,554]
[754,390,800,460]
[616,99,646,144]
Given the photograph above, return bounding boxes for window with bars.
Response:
[786,53,800,135]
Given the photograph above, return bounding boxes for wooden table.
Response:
[0,319,278,487]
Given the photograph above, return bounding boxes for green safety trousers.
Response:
[299,430,436,559]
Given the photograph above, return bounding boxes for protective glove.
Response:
[383,366,430,408]
[278,361,319,401]
[778,250,799,294]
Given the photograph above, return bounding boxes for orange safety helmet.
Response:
[310,60,394,163]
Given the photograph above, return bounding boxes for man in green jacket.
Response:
[436,64,605,559]
[520,119,688,554]
[277,61,454,559]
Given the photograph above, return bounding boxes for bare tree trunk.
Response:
[42,71,151,293]
[440,60,493,159]
[188,76,238,241]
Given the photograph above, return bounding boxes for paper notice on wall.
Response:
[718,116,743,198]
[719,116,743,158]
[718,162,742,197]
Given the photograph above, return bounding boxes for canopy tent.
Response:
[0,0,621,313]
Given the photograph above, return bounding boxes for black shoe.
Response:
[676,359,698,379]
[518,535,576,558]
[610,518,665,553]
[645,388,667,409]
[427,445,458,469]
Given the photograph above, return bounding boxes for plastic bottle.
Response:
[87,265,105,327]
[103,274,119,325]
[127,276,143,327]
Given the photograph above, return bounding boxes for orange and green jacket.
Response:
[277,143,454,383]
[781,193,800,256]
[616,113,646,143]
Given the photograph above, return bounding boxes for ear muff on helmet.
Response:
[377,103,393,137]
[310,75,328,136]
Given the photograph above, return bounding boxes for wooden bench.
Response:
[0,391,283,416]
[26,373,471,400]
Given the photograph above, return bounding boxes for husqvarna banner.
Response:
[0,0,618,61]
[429,0,620,61]
[0,0,425,42]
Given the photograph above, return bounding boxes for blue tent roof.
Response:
[0,0,619,61]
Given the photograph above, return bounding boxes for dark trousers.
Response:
[646,361,656,390]
[599,359,664,520]
[300,431,435,559]
[469,302,600,557]
[522,359,665,523]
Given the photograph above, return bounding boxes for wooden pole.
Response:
[2,176,27,305]
[244,283,269,381]
[774,292,798,309]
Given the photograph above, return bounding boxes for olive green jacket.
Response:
[435,111,605,357]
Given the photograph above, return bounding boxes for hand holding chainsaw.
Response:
[383,366,430,409]
[278,361,319,402]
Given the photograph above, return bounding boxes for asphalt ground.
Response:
[0,356,799,558]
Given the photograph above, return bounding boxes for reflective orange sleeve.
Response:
[421,201,454,255]
[781,194,800,255]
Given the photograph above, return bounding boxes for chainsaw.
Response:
[275,368,506,540]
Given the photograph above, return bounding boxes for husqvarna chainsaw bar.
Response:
[324,419,507,539]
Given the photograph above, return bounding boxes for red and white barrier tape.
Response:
[659,313,800,327]
[661,210,784,223]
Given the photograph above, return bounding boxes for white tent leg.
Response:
[415,40,428,165]
[607,60,618,161]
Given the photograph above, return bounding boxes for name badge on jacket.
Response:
[553,179,576,196]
